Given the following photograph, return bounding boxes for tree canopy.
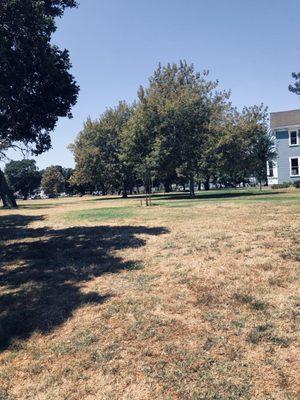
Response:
[0,0,79,154]
[70,61,274,197]
[216,105,275,188]
[69,102,135,197]
[124,62,224,196]
[5,159,41,199]
[41,165,65,195]
[0,0,79,207]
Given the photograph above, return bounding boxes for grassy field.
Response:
[0,188,299,400]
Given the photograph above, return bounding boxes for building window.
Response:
[289,130,299,146]
[290,158,299,176]
[268,161,274,177]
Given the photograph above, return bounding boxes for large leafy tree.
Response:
[217,105,275,188]
[41,165,65,195]
[61,167,76,194]
[240,105,276,189]
[0,0,79,207]
[215,110,251,187]
[289,72,300,95]
[196,91,232,190]
[125,61,228,197]
[5,159,41,199]
[70,102,135,196]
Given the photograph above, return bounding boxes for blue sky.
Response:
[6,0,300,169]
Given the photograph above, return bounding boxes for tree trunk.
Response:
[189,174,195,197]
[122,182,128,198]
[0,191,9,207]
[164,180,172,193]
[204,177,210,191]
[79,187,85,196]
[22,190,29,200]
[145,181,151,195]
[0,169,18,208]
[101,185,107,196]
[144,173,152,206]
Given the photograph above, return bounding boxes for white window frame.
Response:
[268,161,274,177]
[267,160,273,177]
[289,129,299,146]
[266,160,278,178]
[289,157,300,177]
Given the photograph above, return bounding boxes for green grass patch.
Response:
[81,188,300,208]
[150,188,300,207]
[234,293,268,311]
[154,200,199,208]
[65,206,135,221]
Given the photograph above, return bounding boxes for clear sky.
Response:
[5,0,300,169]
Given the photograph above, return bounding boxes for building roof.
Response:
[270,109,300,129]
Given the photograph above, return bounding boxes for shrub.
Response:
[293,180,300,189]
[271,182,291,189]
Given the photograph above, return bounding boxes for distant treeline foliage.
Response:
[69,61,275,197]
[4,162,77,198]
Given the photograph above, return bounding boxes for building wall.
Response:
[276,130,300,183]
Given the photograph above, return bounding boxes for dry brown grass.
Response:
[0,190,299,400]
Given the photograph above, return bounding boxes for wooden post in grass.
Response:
[147,172,152,206]
[143,165,152,206]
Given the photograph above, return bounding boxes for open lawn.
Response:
[0,188,299,399]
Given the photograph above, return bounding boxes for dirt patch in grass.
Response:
[0,190,299,399]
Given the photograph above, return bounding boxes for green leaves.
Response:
[70,102,134,195]
[41,165,65,195]
[70,62,274,195]
[214,104,274,186]
[126,61,225,194]
[0,0,79,154]
[5,159,41,199]
[289,71,300,95]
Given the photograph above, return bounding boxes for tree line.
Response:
[69,61,275,197]
[4,160,77,199]
[1,1,299,207]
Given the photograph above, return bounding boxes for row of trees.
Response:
[70,61,275,197]
[4,161,75,199]
[0,1,298,207]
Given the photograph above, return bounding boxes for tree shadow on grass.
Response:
[0,214,168,351]
[17,201,77,210]
[88,190,285,203]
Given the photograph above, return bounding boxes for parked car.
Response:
[30,194,41,200]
